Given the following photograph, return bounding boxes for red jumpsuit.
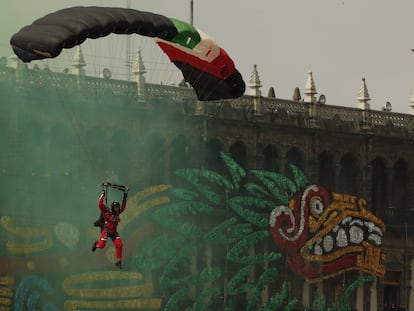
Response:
[95,192,127,261]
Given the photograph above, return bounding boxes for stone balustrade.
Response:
[1,64,413,137]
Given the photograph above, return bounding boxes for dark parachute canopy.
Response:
[10,6,246,101]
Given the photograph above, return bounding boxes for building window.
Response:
[338,153,357,194]
[371,157,387,216]
[285,147,303,181]
[263,144,280,172]
[109,129,130,183]
[392,160,408,215]
[318,150,334,191]
[230,141,248,172]
[170,135,190,184]
[205,138,224,173]
[145,134,165,185]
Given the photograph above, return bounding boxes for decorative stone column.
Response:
[71,46,86,94]
[132,50,147,103]
[304,71,320,128]
[304,71,317,104]
[357,78,371,130]
[247,64,262,115]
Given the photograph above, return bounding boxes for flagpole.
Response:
[190,0,194,26]
[126,0,132,81]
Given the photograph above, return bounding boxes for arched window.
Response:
[50,123,77,174]
[85,126,106,173]
[230,141,248,172]
[318,151,334,191]
[170,135,190,174]
[338,153,357,194]
[49,123,78,207]
[371,157,387,216]
[285,147,303,181]
[145,133,165,185]
[263,144,280,172]
[205,138,224,173]
[25,120,45,175]
[392,159,408,215]
[108,129,130,183]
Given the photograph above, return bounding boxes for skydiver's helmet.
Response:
[111,201,121,214]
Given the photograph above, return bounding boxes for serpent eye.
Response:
[310,196,324,218]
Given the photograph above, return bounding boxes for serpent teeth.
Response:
[311,218,383,256]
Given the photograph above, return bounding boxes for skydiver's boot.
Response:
[92,241,97,252]
[115,260,122,269]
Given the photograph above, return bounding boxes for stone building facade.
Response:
[1,50,414,310]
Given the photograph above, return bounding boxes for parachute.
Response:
[9,6,246,101]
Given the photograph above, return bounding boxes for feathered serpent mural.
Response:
[0,152,384,310]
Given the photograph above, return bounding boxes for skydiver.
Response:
[91,185,128,269]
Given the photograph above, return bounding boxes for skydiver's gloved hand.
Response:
[123,188,128,199]
[101,182,109,194]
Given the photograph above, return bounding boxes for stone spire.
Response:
[292,87,301,101]
[267,86,276,98]
[304,71,317,103]
[248,64,262,97]
[71,46,86,76]
[132,50,147,101]
[132,49,146,76]
[357,78,370,110]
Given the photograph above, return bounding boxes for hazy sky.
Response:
[3,0,414,113]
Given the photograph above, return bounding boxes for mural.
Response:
[0,152,384,310]
[269,184,386,283]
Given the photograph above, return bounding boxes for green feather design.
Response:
[134,153,373,310]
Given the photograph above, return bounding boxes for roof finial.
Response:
[292,86,301,101]
[132,49,146,75]
[248,64,262,97]
[357,78,370,110]
[71,46,86,76]
[133,50,147,101]
[267,86,276,98]
[304,71,317,103]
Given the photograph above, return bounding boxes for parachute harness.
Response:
[95,182,128,234]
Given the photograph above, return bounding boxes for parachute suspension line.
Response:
[40,67,104,183]
[108,35,129,80]
[143,39,181,86]
[104,183,109,208]
[190,0,194,26]
[41,44,134,187]
[102,182,128,210]
[10,6,245,102]
[126,0,132,81]
[61,92,102,182]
